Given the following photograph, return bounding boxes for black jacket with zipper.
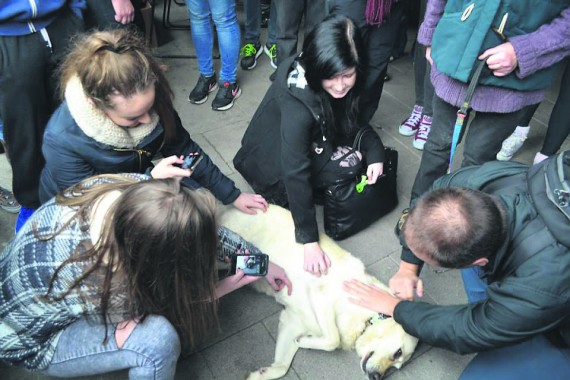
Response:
[234,55,385,244]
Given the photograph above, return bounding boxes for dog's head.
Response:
[354,315,418,379]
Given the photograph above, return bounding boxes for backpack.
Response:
[482,150,570,277]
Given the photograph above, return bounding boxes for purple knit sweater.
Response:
[418,0,570,113]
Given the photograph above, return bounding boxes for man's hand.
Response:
[303,242,331,277]
[233,193,268,215]
[479,42,518,77]
[388,262,423,301]
[343,280,401,317]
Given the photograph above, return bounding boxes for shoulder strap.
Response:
[353,127,371,150]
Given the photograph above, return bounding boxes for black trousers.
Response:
[358,1,406,126]
[0,9,83,208]
[410,96,526,201]
[274,0,326,64]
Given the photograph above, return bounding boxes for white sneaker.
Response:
[399,105,423,136]
[496,132,527,161]
[413,115,432,150]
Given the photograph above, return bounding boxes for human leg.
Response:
[303,0,326,34]
[410,96,458,201]
[186,0,215,78]
[240,0,263,70]
[460,334,570,380]
[358,2,405,127]
[0,10,82,211]
[461,266,488,304]
[209,0,239,84]
[274,0,304,64]
[495,104,538,161]
[41,315,181,379]
[462,108,527,168]
[264,0,278,69]
[540,60,570,158]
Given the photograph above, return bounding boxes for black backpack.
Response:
[481,150,570,277]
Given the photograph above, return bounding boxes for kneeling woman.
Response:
[234,15,386,276]
[0,168,290,379]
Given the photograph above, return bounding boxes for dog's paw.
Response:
[246,367,267,380]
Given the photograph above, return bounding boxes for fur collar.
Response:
[65,75,159,148]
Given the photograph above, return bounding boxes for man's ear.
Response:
[471,258,489,267]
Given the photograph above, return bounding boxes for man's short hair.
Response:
[403,187,506,268]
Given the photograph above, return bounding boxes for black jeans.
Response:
[413,0,435,116]
[542,60,570,156]
[358,1,406,126]
[274,0,326,64]
[0,10,84,208]
[410,96,527,201]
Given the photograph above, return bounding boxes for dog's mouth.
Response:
[361,351,384,380]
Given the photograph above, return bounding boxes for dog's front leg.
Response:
[247,311,305,380]
[295,298,340,351]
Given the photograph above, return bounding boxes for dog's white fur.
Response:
[219,205,418,380]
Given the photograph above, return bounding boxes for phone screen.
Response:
[231,254,268,276]
[181,153,202,170]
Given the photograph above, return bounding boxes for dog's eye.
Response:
[392,348,403,360]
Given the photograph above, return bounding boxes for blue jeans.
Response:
[243,0,276,45]
[185,0,240,83]
[41,315,181,379]
[459,267,570,379]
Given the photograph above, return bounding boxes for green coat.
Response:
[431,0,570,90]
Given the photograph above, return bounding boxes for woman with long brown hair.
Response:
[0,164,291,379]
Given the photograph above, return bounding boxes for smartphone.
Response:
[230,253,269,276]
[181,152,203,170]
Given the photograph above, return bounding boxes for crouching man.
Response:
[344,150,570,379]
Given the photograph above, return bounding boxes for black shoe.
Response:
[240,42,263,70]
[188,75,218,104]
[269,70,277,82]
[212,82,241,111]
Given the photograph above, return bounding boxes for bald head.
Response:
[403,187,506,268]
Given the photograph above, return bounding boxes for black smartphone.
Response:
[181,152,202,170]
[230,253,269,276]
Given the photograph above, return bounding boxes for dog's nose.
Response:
[367,372,382,380]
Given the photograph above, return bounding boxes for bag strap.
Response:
[353,127,371,151]
[448,58,488,173]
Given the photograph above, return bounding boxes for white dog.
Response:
[219,205,418,380]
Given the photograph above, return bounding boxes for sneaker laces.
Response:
[416,121,431,140]
[240,43,258,57]
[402,105,423,127]
[0,186,20,210]
[266,43,277,59]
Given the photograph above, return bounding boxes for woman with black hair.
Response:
[234,15,386,277]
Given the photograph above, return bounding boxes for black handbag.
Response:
[323,129,398,240]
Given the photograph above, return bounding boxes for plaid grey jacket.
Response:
[0,174,260,370]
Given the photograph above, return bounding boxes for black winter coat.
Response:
[395,157,570,353]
